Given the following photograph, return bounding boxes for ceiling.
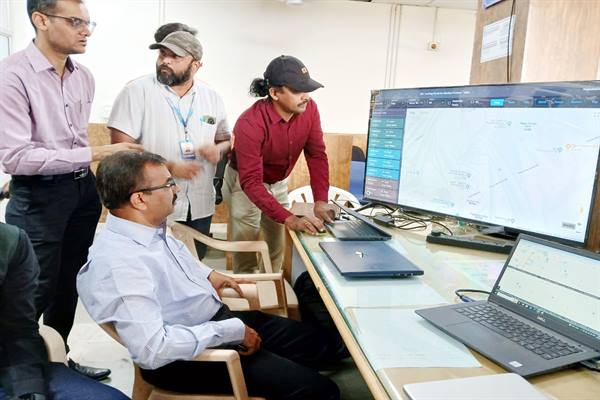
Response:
[352,0,479,10]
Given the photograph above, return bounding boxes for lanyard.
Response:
[165,92,196,139]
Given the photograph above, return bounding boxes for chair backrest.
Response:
[288,185,360,208]
[168,222,274,274]
[39,325,67,365]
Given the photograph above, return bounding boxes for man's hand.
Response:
[207,271,254,298]
[196,144,222,164]
[284,215,325,235]
[0,181,9,200]
[238,325,261,356]
[91,142,144,162]
[313,201,336,223]
[168,161,203,180]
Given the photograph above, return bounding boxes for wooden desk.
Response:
[288,228,600,400]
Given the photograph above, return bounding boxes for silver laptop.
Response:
[324,201,392,241]
[417,234,600,377]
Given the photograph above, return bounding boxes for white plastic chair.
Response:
[288,185,360,208]
[169,222,298,319]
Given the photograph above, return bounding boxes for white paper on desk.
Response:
[351,308,481,370]
[313,252,447,308]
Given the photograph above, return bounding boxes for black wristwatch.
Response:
[19,394,47,400]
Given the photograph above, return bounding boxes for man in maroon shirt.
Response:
[224,55,336,273]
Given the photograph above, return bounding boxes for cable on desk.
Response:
[455,289,491,303]
[580,359,600,373]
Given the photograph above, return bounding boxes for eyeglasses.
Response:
[131,177,177,196]
[42,13,97,33]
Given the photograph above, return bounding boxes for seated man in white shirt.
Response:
[76,151,341,400]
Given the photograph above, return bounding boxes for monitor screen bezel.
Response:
[361,80,600,246]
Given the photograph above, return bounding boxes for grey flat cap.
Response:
[149,31,203,60]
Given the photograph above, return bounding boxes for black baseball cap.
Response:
[264,55,323,92]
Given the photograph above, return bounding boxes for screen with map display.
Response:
[363,81,600,245]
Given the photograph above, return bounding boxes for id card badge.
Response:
[179,140,197,160]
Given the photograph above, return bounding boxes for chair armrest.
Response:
[221,283,260,310]
[39,325,67,364]
[194,349,249,399]
[170,222,274,273]
[223,273,288,316]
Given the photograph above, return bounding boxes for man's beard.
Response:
[156,61,193,86]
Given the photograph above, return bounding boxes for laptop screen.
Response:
[491,236,600,343]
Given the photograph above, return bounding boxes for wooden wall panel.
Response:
[470,0,530,84]
[521,0,600,81]
[288,133,361,192]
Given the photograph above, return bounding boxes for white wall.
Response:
[8,0,476,134]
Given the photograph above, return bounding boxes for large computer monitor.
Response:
[363,81,600,245]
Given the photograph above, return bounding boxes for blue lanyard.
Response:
[165,92,196,138]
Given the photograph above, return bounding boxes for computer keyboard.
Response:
[426,233,514,254]
[457,304,582,360]
[327,219,377,237]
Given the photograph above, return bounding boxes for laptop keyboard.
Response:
[457,304,582,360]
[328,220,377,238]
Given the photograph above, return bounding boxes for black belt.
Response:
[12,167,90,182]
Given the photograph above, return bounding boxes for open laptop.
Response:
[416,234,600,377]
[324,202,392,241]
[319,241,423,278]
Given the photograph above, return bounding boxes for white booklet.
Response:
[403,373,549,400]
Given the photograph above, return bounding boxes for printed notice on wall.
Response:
[480,15,515,63]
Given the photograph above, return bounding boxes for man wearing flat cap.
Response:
[109,29,231,259]
[223,55,336,273]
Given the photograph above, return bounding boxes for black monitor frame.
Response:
[362,80,600,247]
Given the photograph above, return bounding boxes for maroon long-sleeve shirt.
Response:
[230,98,329,223]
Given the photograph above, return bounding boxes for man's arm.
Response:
[303,102,335,223]
[0,72,142,175]
[0,228,48,398]
[234,118,324,234]
[233,118,292,223]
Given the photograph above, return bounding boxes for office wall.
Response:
[7,0,475,134]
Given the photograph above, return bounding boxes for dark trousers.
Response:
[141,308,341,400]
[180,207,212,260]
[0,363,128,400]
[6,173,101,344]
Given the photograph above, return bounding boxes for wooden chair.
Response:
[169,222,299,320]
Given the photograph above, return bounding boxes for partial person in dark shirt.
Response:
[0,222,128,400]
[223,55,336,274]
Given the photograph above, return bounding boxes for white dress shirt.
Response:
[108,75,231,220]
[76,214,245,370]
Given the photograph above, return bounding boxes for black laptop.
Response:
[319,241,423,278]
[324,202,392,241]
[417,234,600,377]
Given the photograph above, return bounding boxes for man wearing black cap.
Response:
[223,55,336,274]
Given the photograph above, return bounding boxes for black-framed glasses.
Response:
[131,177,177,196]
[42,13,97,33]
